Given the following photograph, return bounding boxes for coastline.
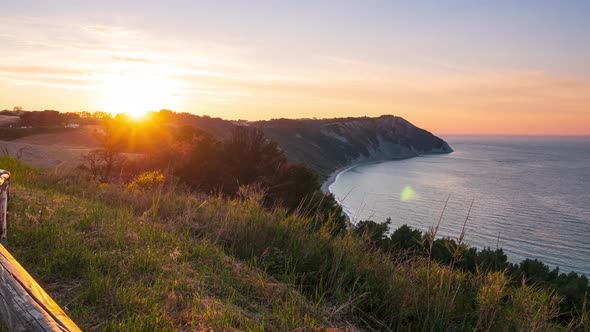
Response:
[320,154,427,195]
[320,163,362,225]
[320,163,361,195]
[321,159,409,224]
[320,153,447,223]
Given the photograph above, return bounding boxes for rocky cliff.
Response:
[253,115,453,178]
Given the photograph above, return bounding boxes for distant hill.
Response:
[174,113,452,178]
[1,111,452,179]
[252,115,452,178]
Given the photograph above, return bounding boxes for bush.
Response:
[127,170,165,192]
[173,126,347,232]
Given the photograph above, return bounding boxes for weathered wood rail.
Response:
[0,169,80,331]
[1,170,8,245]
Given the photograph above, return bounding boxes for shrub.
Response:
[127,170,165,192]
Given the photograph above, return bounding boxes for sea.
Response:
[329,136,590,276]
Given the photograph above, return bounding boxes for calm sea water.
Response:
[329,136,590,276]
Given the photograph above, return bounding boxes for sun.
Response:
[99,73,178,118]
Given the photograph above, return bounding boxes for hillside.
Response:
[253,115,452,178]
[1,156,585,331]
[158,113,453,178]
[0,113,452,179]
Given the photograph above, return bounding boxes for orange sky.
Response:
[1,4,589,136]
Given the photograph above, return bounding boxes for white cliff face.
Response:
[355,136,417,162]
[318,115,452,166]
[321,130,349,144]
[257,114,452,178]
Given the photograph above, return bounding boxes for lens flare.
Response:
[400,186,417,202]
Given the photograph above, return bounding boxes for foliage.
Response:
[269,162,320,209]
[175,126,284,194]
[1,156,588,330]
[390,223,423,252]
[80,149,125,183]
[353,218,393,249]
[80,117,129,183]
[509,259,590,321]
[127,170,165,192]
[173,126,347,232]
[353,219,590,324]
[0,109,20,116]
[19,110,80,127]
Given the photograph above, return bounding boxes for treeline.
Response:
[0,109,109,127]
[355,219,590,322]
[168,125,346,231]
[20,110,79,127]
[83,113,347,232]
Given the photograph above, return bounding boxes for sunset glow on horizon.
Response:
[98,72,180,118]
[1,1,589,135]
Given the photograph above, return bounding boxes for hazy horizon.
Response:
[1,0,589,135]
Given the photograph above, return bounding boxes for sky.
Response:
[1,0,589,135]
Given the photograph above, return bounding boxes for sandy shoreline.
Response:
[320,155,434,224]
[320,163,360,195]
[320,155,422,195]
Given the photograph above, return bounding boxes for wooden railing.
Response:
[0,170,81,331]
[1,170,9,245]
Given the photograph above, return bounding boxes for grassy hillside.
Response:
[1,156,587,331]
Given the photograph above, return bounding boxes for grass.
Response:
[5,161,331,330]
[1,155,588,331]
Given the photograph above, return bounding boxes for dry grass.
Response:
[1,156,587,331]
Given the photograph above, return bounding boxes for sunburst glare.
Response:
[99,72,179,118]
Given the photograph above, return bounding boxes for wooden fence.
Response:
[0,170,8,245]
[0,169,80,331]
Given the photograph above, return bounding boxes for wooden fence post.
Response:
[0,170,9,245]
[0,169,81,331]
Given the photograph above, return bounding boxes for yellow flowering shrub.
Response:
[127,170,165,192]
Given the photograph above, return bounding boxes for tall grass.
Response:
[1,155,587,331]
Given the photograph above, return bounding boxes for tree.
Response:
[19,110,63,127]
[173,125,347,233]
[174,133,226,191]
[390,224,423,252]
[176,126,287,194]
[81,149,125,183]
[81,118,126,182]
[354,218,392,249]
[92,111,110,119]
[266,162,320,209]
[222,126,287,192]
